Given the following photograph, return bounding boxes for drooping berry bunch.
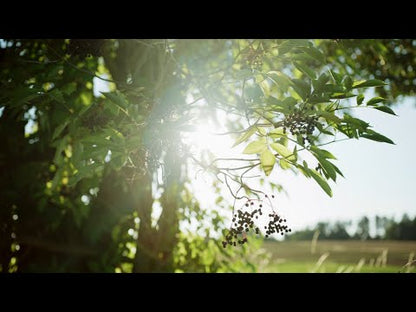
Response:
[222,194,291,248]
[282,110,318,144]
[264,213,291,238]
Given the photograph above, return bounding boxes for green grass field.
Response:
[260,240,416,273]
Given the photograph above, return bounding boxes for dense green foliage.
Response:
[0,39,413,272]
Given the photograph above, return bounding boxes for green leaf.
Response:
[292,52,316,64]
[315,122,334,136]
[242,140,267,154]
[48,89,65,104]
[330,92,356,99]
[260,149,276,176]
[331,162,344,178]
[78,103,92,117]
[279,138,289,149]
[352,79,387,89]
[373,106,397,115]
[268,128,285,138]
[244,84,263,101]
[279,158,291,170]
[52,120,69,141]
[257,77,270,98]
[343,76,353,90]
[311,147,337,181]
[312,73,330,92]
[356,94,365,105]
[268,71,292,93]
[318,158,337,182]
[270,143,296,161]
[361,129,395,144]
[321,84,345,93]
[329,70,343,84]
[101,91,129,109]
[310,146,337,159]
[256,126,268,136]
[278,40,308,55]
[297,163,310,178]
[299,46,326,64]
[366,97,385,106]
[343,114,370,130]
[309,169,332,197]
[320,111,342,124]
[268,96,297,114]
[111,152,127,170]
[232,127,257,148]
[104,99,120,116]
[291,79,311,101]
[62,82,77,96]
[293,62,316,79]
[309,95,331,104]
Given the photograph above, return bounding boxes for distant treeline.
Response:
[285,214,416,241]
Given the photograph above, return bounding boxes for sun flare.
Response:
[183,122,233,157]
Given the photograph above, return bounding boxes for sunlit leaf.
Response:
[269,128,285,138]
[260,149,276,176]
[270,143,296,161]
[330,92,356,99]
[279,158,291,170]
[242,140,267,154]
[352,79,387,88]
[232,127,257,148]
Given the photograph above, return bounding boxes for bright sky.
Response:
[187,96,416,234]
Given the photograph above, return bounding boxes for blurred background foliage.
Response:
[0,39,415,273]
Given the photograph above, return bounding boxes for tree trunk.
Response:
[102,39,183,272]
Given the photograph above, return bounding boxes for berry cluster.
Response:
[222,207,261,248]
[264,213,291,238]
[222,194,291,248]
[282,111,318,145]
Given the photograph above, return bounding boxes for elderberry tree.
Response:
[0,39,399,272]
[180,40,396,248]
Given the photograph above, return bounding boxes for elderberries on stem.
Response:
[222,194,291,248]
